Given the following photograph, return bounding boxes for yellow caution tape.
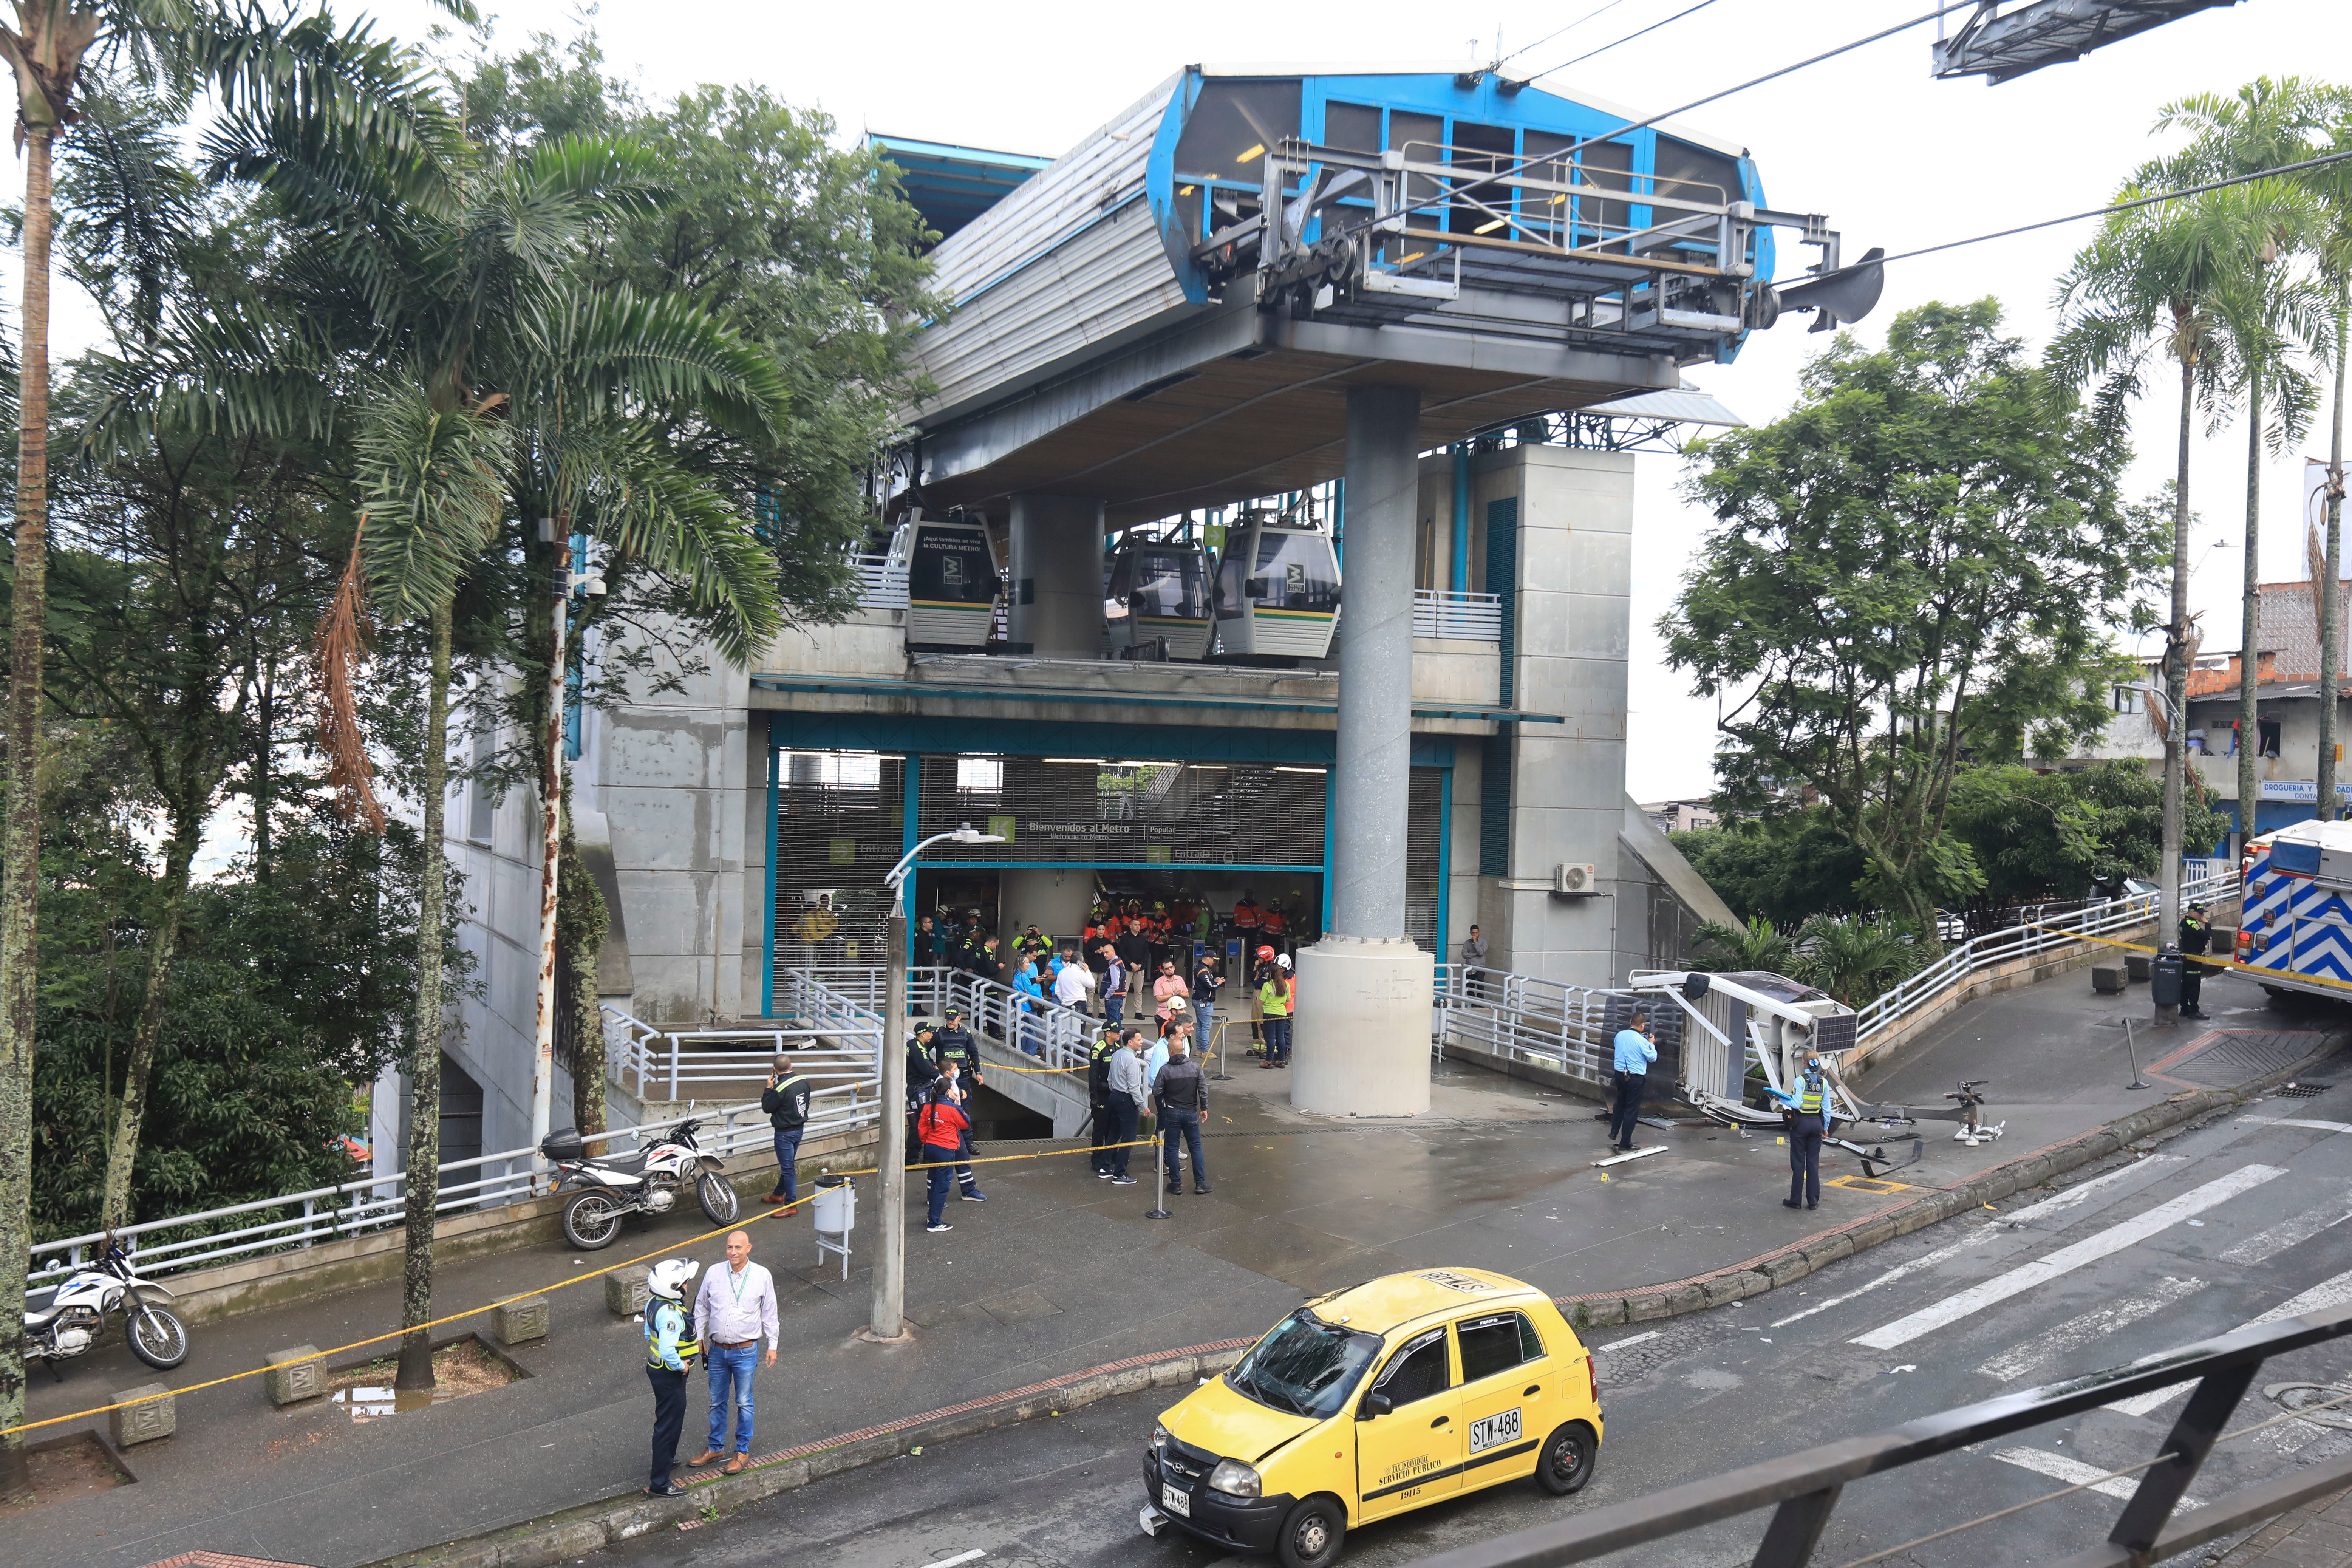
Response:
[1,1136,1159,1438]
[2048,926,2352,998]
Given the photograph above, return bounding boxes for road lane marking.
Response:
[1993,1446,2200,1506]
[920,1552,988,1568]
[1978,1278,2205,1381]
[2269,1120,2352,1135]
[1768,1159,2187,1330]
[2107,1264,2352,1418]
[1598,1330,1662,1353]
[1852,1166,2286,1351]
[2219,1188,2352,1265]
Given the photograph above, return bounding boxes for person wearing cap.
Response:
[905,1023,942,1152]
[1766,1041,1831,1209]
[1190,950,1224,1064]
[2179,900,2213,1020]
[1017,922,1053,964]
[642,1257,702,1497]
[931,1007,983,1094]
[1087,1021,1124,1176]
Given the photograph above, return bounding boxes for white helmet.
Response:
[1277,953,1293,971]
[648,1258,699,1300]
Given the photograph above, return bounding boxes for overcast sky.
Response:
[53,0,2349,804]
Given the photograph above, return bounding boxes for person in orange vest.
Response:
[1260,900,1288,951]
[1232,891,1262,936]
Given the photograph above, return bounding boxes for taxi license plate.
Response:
[1469,1407,1522,1454]
[1161,1483,1192,1517]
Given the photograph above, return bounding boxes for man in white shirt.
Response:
[1052,947,1093,1011]
[686,1229,779,1474]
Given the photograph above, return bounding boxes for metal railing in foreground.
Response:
[1851,861,2238,1045]
[1432,964,1615,1084]
[29,992,883,1292]
[1410,1305,2352,1568]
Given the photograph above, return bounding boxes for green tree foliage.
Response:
[1663,300,2163,931]
[1684,916,1796,974]
[1672,811,1869,928]
[1946,761,2233,906]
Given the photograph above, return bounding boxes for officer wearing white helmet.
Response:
[643,1257,702,1496]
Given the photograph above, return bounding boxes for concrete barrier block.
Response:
[2125,954,2151,983]
[605,1266,651,1317]
[265,1345,324,1406]
[2092,966,2127,995]
[110,1382,174,1446]
[495,1294,551,1346]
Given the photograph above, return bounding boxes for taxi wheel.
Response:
[1275,1494,1347,1568]
[1537,1422,1597,1496]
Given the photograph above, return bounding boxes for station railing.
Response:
[1412,589,1504,643]
[850,552,908,611]
[1433,964,1615,1084]
[607,970,881,1102]
[1406,1304,2352,1568]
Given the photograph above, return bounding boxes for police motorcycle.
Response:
[543,1118,740,1251]
[26,1239,191,1373]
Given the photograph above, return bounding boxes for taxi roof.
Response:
[1308,1268,1545,1336]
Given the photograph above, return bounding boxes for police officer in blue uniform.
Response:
[1769,1047,1831,1211]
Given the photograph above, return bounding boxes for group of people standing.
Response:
[1086,1011,1212,1193]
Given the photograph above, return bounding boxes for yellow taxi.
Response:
[1141,1268,1600,1568]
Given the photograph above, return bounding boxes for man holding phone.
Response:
[760,1055,813,1206]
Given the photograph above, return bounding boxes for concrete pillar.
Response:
[1296,385,1433,1119]
[1008,494,1105,657]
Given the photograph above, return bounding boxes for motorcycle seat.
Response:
[24,1302,63,1327]
[588,1150,653,1176]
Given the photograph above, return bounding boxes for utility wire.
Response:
[1525,0,1729,81]
[1866,145,2352,269]
[1492,0,1642,70]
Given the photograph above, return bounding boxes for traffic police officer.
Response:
[2179,900,2213,1020]
[1087,1022,1123,1175]
[1770,1047,1831,1211]
[931,1006,983,1094]
[643,1257,701,1496]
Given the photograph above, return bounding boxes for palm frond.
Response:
[352,379,512,623]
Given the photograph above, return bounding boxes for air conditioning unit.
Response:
[1553,863,1597,896]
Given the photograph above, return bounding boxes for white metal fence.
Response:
[1433,964,1616,1081]
[793,963,1095,1071]
[613,968,883,1101]
[851,552,909,611]
[29,985,884,1292]
[1413,589,1504,642]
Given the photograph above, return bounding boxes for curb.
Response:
[360,1339,1255,1568]
[1558,1035,2340,1332]
[358,1037,2341,1568]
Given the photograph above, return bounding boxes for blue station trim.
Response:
[748,675,1562,725]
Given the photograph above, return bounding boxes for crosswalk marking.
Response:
[2269,1120,2352,1135]
[1853,1166,2286,1352]
[1993,1446,2200,1507]
[2218,1188,2352,1265]
[1977,1278,2204,1382]
[2106,1265,2352,1418]
[1769,1158,2184,1330]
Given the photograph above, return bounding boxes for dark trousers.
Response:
[1263,1017,1291,1063]
[770,1126,803,1200]
[1163,1107,1207,1189]
[2182,960,2206,1012]
[1788,1113,1824,1207]
[1090,1098,1115,1172]
[923,1142,961,1224]
[1109,1098,1140,1177]
[646,1365,688,1487]
[1610,1072,1645,1146]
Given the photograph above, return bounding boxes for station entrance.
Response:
[764,741,1451,996]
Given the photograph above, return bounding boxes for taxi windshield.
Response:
[1225,1310,1382,1419]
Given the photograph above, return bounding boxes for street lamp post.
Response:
[866,821,1003,1343]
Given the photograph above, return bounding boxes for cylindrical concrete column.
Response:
[1294,384,1432,1120]
[1008,493,1106,657]
[1332,385,1420,938]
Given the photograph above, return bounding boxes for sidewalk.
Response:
[14,963,2341,1568]
[2216,1486,2352,1568]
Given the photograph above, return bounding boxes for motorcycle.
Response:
[27,1240,191,1372]
[544,1118,739,1251]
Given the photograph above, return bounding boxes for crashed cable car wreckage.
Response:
[1625,969,2006,1177]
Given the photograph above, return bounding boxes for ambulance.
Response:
[2237,819,2352,1002]
[1140,1268,1601,1568]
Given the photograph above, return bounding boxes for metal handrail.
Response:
[1412,589,1503,642]
[1433,964,1616,1082]
[1405,1304,2352,1568]
[851,552,909,610]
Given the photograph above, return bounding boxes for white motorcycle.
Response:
[28,1241,191,1372]
[544,1118,739,1251]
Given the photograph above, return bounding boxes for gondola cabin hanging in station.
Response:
[1103,535,1213,659]
[1212,515,1341,659]
[894,511,1000,649]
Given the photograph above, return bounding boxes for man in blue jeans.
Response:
[1153,1037,1211,1194]
[1610,1009,1656,1152]
[760,1055,813,1206]
[684,1230,777,1475]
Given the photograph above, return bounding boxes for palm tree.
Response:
[2053,167,2308,965]
[2153,81,2337,835]
[1790,914,1924,1009]
[0,2,459,1498]
[1686,915,1795,974]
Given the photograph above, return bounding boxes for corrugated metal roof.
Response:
[1580,388,1747,427]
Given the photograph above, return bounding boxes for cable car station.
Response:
[561,62,1850,1120]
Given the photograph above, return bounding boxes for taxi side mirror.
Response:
[1360,1392,1394,1420]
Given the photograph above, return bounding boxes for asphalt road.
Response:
[597,1066,2352,1568]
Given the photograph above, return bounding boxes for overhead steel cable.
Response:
[1490,0,1643,71]
[1523,0,1730,81]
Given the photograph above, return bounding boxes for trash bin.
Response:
[813,1174,854,1281]
[2151,952,2184,1008]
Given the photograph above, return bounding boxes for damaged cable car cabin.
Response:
[887,65,1849,531]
